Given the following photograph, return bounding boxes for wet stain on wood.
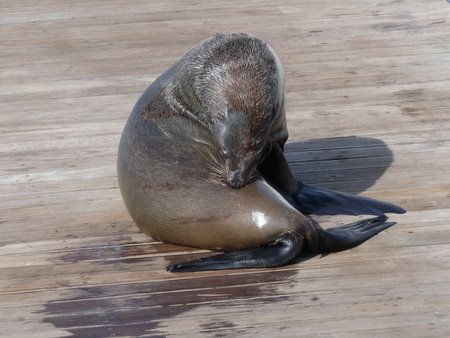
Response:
[42,270,297,337]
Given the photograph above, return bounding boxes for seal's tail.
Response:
[291,182,405,216]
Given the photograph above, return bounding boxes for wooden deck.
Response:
[1,0,450,336]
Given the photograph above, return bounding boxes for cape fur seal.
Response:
[117,32,405,272]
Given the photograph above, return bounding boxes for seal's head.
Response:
[167,32,284,188]
[211,110,270,188]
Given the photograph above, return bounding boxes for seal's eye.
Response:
[218,144,229,157]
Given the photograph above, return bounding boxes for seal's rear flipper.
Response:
[167,232,303,272]
[292,183,406,216]
[314,215,396,253]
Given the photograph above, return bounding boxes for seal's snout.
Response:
[227,170,245,188]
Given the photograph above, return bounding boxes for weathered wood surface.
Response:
[1,0,450,336]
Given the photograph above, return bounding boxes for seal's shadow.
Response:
[284,136,394,194]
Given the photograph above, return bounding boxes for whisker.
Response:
[257,142,272,166]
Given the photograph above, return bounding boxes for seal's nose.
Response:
[227,171,245,188]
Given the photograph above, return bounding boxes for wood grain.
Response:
[1,0,450,336]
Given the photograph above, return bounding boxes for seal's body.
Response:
[118,33,300,251]
[118,33,404,271]
[118,100,307,251]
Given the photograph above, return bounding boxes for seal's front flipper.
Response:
[314,215,396,253]
[292,183,406,216]
[257,142,405,216]
[167,232,303,272]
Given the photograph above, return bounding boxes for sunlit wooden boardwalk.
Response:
[1,1,450,336]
